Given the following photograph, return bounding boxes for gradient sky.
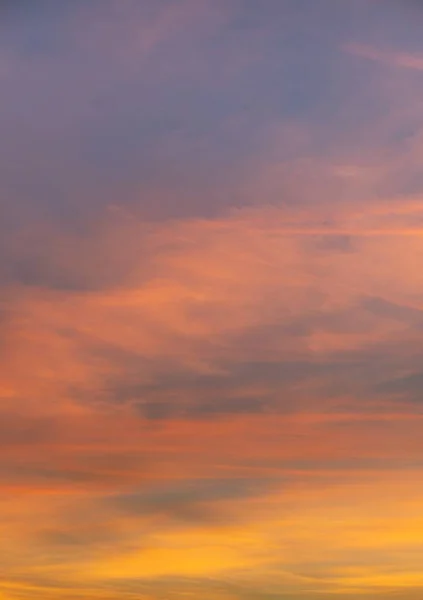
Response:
[3,1,423,598]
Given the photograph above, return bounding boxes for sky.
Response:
[3,0,423,598]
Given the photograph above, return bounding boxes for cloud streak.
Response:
[346,43,423,71]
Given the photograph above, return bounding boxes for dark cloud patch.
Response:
[0,449,153,488]
[0,464,101,485]
[271,457,423,471]
[0,413,56,447]
[79,451,148,474]
[0,220,151,292]
[84,347,410,417]
[183,395,265,418]
[4,255,105,292]
[108,477,272,525]
[35,522,120,558]
[0,0,38,20]
[99,379,266,419]
[98,359,313,417]
[235,305,376,346]
[362,295,423,325]
[225,356,396,405]
[311,234,355,253]
[374,370,423,401]
[41,303,423,419]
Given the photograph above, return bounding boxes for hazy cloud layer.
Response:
[3,1,423,599]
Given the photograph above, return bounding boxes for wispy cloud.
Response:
[345,42,423,71]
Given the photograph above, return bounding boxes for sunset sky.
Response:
[3,1,423,598]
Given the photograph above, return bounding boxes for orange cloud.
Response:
[2,196,423,595]
[4,2,423,597]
